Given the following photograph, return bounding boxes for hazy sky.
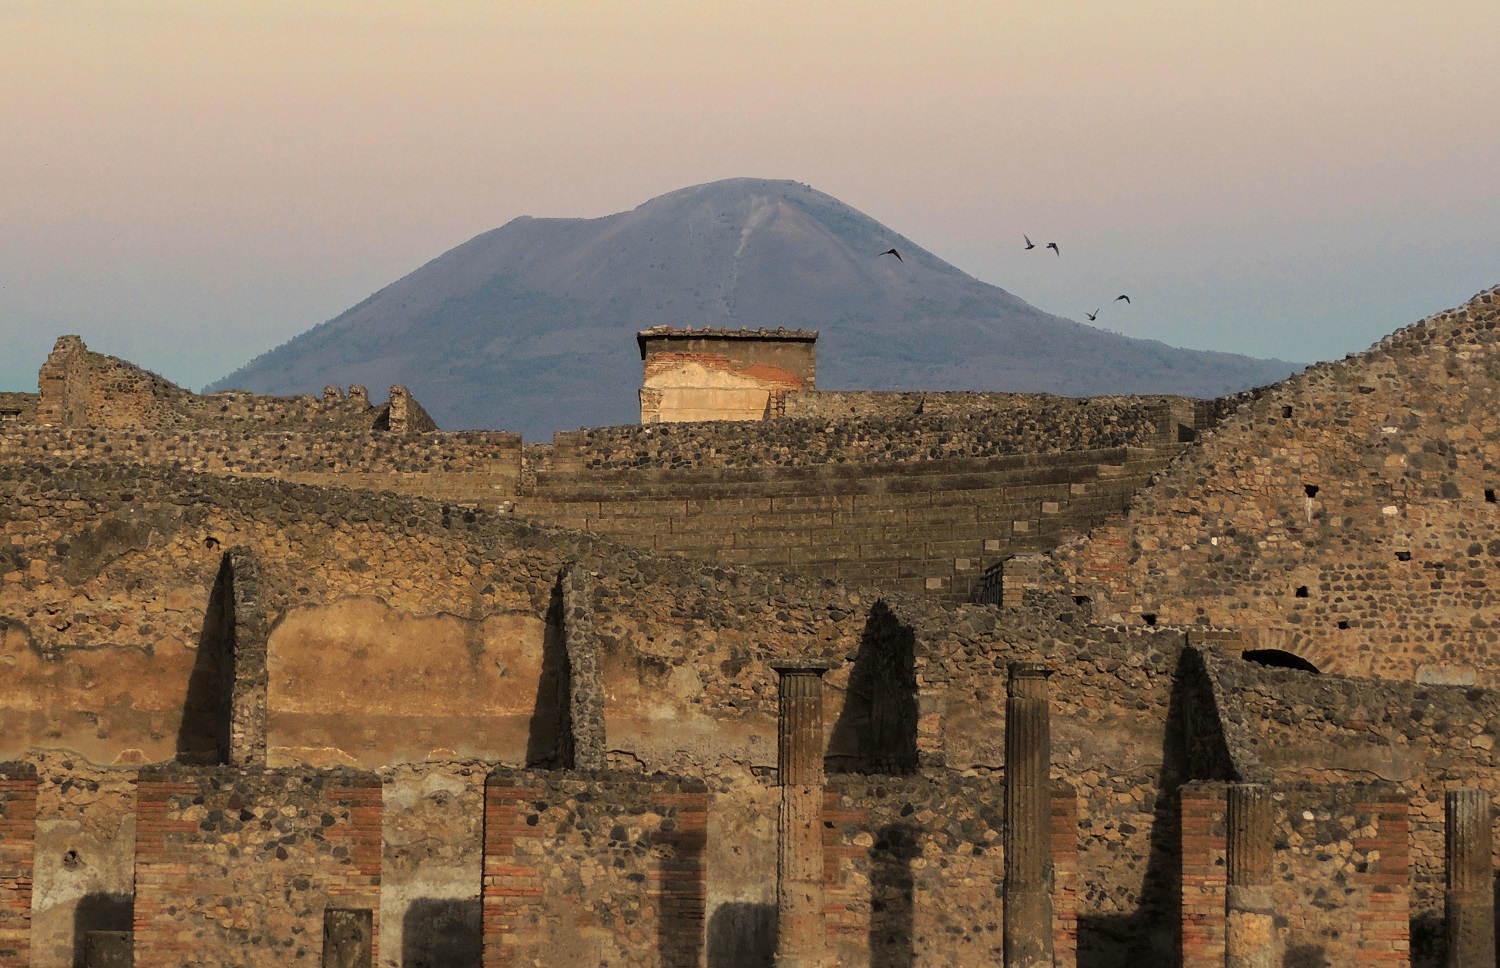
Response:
[3,1,1498,393]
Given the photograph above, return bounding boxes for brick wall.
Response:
[1052,781,1080,968]
[482,770,708,967]
[820,774,1077,967]
[1176,781,1410,968]
[133,767,381,967]
[0,765,36,968]
[1178,782,1227,967]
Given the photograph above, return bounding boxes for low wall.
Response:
[0,427,523,502]
[1179,780,1409,968]
[133,766,382,967]
[482,770,708,967]
[550,395,1194,472]
[820,775,1080,968]
[1201,650,1500,966]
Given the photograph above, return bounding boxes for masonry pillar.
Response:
[1226,782,1277,968]
[773,660,832,968]
[1446,788,1495,968]
[1004,661,1055,968]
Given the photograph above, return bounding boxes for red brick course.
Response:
[0,772,37,968]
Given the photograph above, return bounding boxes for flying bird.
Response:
[1046,242,1059,257]
[1024,235,1035,250]
[879,248,903,262]
[1085,309,1100,321]
[1115,294,1131,303]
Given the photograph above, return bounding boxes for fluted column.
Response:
[774,660,832,968]
[1004,661,1054,968]
[1446,788,1495,968]
[1226,782,1277,968]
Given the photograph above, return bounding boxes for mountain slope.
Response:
[208,178,1300,437]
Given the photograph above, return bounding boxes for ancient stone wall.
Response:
[482,770,708,967]
[0,457,1195,959]
[818,775,1080,968]
[133,765,382,967]
[1200,649,1500,965]
[384,385,438,436]
[0,394,36,427]
[522,448,1178,602]
[30,335,436,436]
[784,388,1214,434]
[0,426,524,503]
[552,394,1190,472]
[0,763,36,968]
[379,763,486,968]
[1056,285,1500,683]
[27,753,137,968]
[1179,779,1410,968]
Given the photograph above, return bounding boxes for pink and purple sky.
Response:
[3,1,1498,392]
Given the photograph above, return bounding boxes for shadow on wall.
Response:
[870,822,918,968]
[1283,943,1332,967]
[176,553,234,765]
[402,898,482,968]
[1076,647,1233,968]
[1411,912,1443,968]
[706,903,775,967]
[525,572,572,768]
[72,892,133,968]
[658,805,708,968]
[826,601,918,775]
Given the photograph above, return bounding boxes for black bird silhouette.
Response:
[1046,242,1059,257]
[1115,294,1131,303]
[1085,309,1100,321]
[879,248,903,262]
[1024,235,1035,250]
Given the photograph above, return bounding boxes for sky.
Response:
[3,1,1498,394]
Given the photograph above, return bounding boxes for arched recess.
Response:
[1241,649,1320,674]
[1241,626,1337,676]
[826,601,919,775]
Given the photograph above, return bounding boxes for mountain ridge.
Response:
[208,177,1301,437]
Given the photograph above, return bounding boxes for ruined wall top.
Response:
[553,391,1209,472]
[29,335,439,436]
[1055,284,1500,682]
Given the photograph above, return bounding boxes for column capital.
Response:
[773,659,834,676]
[1007,660,1054,680]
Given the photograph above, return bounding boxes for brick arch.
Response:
[1243,627,1341,677]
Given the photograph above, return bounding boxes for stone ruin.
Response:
[0,286,1498,965]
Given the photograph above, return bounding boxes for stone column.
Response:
[1004,661,1055,968]
[1446,788,1495,968]
[773,660,832,968]
[1226,782,1277,968]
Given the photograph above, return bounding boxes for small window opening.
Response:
[1242,649,1320,673]
[1396,551,1412,562]
[1486,489,1496,504]
[1295,585,1309,598]
[1141,613,1158,627]
[1303,484,1320,498]
[1282,406,1293,419]
[1337,620,1349,630]
[1073,595,1091,607]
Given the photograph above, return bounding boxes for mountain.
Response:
[207,178,1301,438]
